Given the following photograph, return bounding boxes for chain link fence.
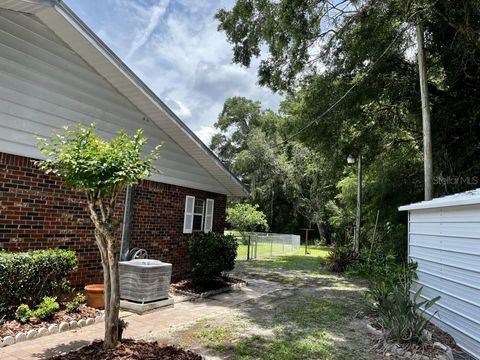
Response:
[236,232,301,260]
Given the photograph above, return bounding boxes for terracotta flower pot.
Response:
[84,284,105,309]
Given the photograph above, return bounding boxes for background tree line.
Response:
[210,0,480,260]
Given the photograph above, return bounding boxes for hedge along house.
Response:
[399,189,480,359]
[0,0,248,285]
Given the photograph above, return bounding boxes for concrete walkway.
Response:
[0,279,286,360]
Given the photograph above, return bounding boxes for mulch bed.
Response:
[372,318,470,359]
[51,339,202,360]
[0,304,101,338]
[426,322,468,358]
[170,276,245,295]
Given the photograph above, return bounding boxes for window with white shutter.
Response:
[204,199,214,233]
[192,198,205,231]
[183,195,195,233]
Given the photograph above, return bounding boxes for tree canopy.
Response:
[36,125,160,196]
[226,203,269,234]
[213,0,480,258]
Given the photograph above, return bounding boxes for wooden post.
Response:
[270,183,274,227]
[305,229,309,255]
[416,16,433,201]
[300,228,313,255]
[246,234,251,261]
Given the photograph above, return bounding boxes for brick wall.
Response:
[0,152,227,285]
[129,181,227,280]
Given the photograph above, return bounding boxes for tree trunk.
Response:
[94,231,119,349]
[105,231,120,348]
[316,222,327,244]
[89,197,120,350]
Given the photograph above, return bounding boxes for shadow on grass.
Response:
[185,247,371,360]
[200,289,370,360]
[200,246,374,359]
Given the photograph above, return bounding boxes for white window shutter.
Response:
[204,199,214,233]
[183,196,195,234]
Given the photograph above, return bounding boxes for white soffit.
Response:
[0,0,51,14]
[1,0,248,197]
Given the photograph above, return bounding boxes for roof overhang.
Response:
[399,189,480,211]
[0,0,248,197]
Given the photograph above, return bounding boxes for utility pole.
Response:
[416,16,433,201]
[270,183,274,229]
[354,155,361,255]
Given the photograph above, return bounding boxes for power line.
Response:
[269,24,410,151]
[214,2,436,170]
[250,3,435,154]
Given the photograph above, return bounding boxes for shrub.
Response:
[189,233,238,279]
[15,304,32,324]
[324,245,355,272]
[15,297,60,324]
[0,249,77,317]
[66,293,86,314]
[33,296,60,320]
[345,248,398,279]
[367,262,440,343]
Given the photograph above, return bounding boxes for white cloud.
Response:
[127,0,169,58]
[194,125,216,146]
[65,0,282,134]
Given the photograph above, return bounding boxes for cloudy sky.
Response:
[65,0,282,145]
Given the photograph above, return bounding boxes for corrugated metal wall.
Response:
[0,9,227,194]
[408,204,480,358]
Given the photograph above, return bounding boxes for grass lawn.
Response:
[237,245,330,270]
[173,246,373,360]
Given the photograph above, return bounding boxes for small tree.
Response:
[35,124,160,349]
[226,203,268,241]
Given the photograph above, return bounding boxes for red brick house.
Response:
[0,1,247,285]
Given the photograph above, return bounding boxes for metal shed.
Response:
[399,189,480,359]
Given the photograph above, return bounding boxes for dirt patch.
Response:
[0,304,101,337]
[171,276,245,295]
[50,339,202,360]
